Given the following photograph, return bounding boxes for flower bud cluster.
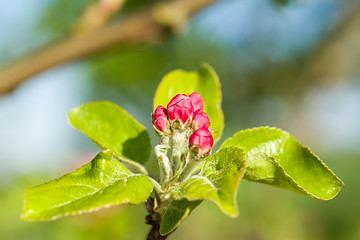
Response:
[152,92,214,157]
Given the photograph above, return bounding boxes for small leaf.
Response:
[221,127,344,200]
[154,64,224,142]
[68,101,151,164]
[22,150,153,221]
[159,199,202,236]
[172,147,246,216]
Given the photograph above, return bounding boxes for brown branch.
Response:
[294,2,360,99]
[279,2,360,134]
[74,0,125,35]
[145,197,172,240]
[0,0,217,94]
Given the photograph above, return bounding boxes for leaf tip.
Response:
[20,211,33,221]
[21,203,41,221]
[320,178,345,201]
[224,207,239,218]
[98,149,113,159]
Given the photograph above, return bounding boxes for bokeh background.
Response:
[0,0,359,239]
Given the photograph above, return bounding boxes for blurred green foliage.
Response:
[40,0,96,35]
[122,0,159,12]
[272,0,292,6]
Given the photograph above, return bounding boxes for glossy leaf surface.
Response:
[160,199,201,236]
[22,150,153,221]
[172,147,246,217]
[221,127,344,200]
[68,101,151,164]
[154,64,224,142]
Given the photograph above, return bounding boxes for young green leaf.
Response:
[160,199,202,236]
[221,127,344,200]
[172,147,246,217]
[154,64,224,142]
[68,101,151,164]
[22,150,153,221]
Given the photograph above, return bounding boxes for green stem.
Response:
[171,129,190,173]
[114,156,150,176]
[178,153,206,182]
[149,177,163,195]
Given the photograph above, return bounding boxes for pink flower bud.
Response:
[152,106,170,134]
[167,94,194,128]
[192,111,211,130]
[189,127,214,156]
[154,105,167,118]
[189,92,204,113]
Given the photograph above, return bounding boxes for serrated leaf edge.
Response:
[22,174,153,221]
[222,126,344,200]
